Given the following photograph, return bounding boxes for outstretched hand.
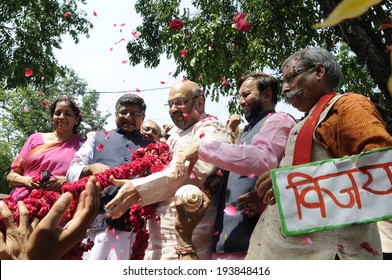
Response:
[27,176,100,259]
[105,176,140,220]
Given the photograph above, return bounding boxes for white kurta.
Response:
[133,113,227,259]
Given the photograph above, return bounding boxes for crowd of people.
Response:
[1,47,392,260]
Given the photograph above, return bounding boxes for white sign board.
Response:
[271,147,392,236]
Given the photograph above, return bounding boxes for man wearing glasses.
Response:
[105,80,227,259]
[66,94,154,260]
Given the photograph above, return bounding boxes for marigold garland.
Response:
[0,142,172,260]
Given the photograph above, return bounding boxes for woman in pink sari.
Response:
[6,96,85,201]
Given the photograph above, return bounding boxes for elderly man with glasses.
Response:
[105,80,227,260]
[66,94,155,260]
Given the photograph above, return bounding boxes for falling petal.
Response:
[64,11,71,17]
[248,173,255,179]
[168,72,172,76]
[97,144,104,152]
[41,76,45,81]
[110,244,116,250]
[113,23,117,27]
[104,130,110,139]
[313,0,382,28]
[199,133,205,138]
[104,237,109,242]
[160,81,165,84]
[120,23,126,26]
[216,169,224,177]
[93,11,97,17]
[109,47,113,52]
[303,237,312,245]
[25,68,33,77]
[131,31,141,38]
[122,60,128,64]
[224,205,237,216]
[214,231,219,235]
[22,109,29,113]
[183,113,189,121]
[120,249,125,254]
[135,88,141,93]
[111,228,115,234]
[190,172,196,179]
[155,215,160,221]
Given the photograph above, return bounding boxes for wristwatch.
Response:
[227,131,236,138]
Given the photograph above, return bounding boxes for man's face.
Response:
[140,121,160,141]
[238,78,264,122]
[115,104,145,134]
[167,83,202,130]
[281,58,321,113]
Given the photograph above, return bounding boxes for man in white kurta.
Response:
[105,81,227,259]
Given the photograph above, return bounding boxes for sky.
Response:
[54,0,303,130]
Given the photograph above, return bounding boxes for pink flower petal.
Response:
[214,231,219,235]
[104,130,110,139]
[224,205,237,216]
[97,144,104,152]
[160,81,165,84]
[199,133,205,138]
[248,173,255,179]
[121,60,128,64]
[135,88,141,93]
[216,169,224,177]
[93,11,97,17]
[110,244,116,250]
[25,68,33,77]
[168,72,172,76]
[115,235,119,240]
[22,109,29,113]
[190,172,196,179]
[120,23,126,26]
[183,113,189,121]
[303,237,312,245]
[64,11,71,18]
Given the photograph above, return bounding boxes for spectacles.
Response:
[165,95,201,108]
[283,66,315,85]
[116,110,145,118]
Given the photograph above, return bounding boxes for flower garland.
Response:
[0,142,172,260]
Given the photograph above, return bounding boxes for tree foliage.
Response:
[126,0,391,113]
[0,0,92,88]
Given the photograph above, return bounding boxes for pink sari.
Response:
[9,133,85,201]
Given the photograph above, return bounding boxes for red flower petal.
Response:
[183,113,189,121]
[180,49,188,59]
[199,133,205,138]
[25,68,33,77]
[169,19,184,31]
[214,231,220,235]
[93,11,97,17]
[97,144,104,152]
[64,11,71,18]
[41,101,48,107]
[122,60,128,64]
[22,108,29,113]
[160,81,165,84]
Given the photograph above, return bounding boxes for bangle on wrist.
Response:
[175,244,197,255]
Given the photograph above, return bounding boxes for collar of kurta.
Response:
[292,90,336,165]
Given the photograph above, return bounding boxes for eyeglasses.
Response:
[283,66,315,85]
[116,110,145,118]
[165,95,201,109]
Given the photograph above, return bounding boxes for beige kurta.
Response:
[132,113,227,259]
[246,94,386,260]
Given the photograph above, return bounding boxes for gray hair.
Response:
[281,47,342,90]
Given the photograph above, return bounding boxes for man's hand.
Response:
[237,190,266,217]
[255,170,275,205]
[175,142,200,178]
[0,201,38,260]
[105,177,141,220]
[27,176,100,259]
[174,191,211,246]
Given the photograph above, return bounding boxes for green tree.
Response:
[126,0,391,113]
[0,0,92,89]
[0,69,110,194]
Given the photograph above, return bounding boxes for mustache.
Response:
[282,89,302,102]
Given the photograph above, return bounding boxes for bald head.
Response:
[169,80,202,100]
